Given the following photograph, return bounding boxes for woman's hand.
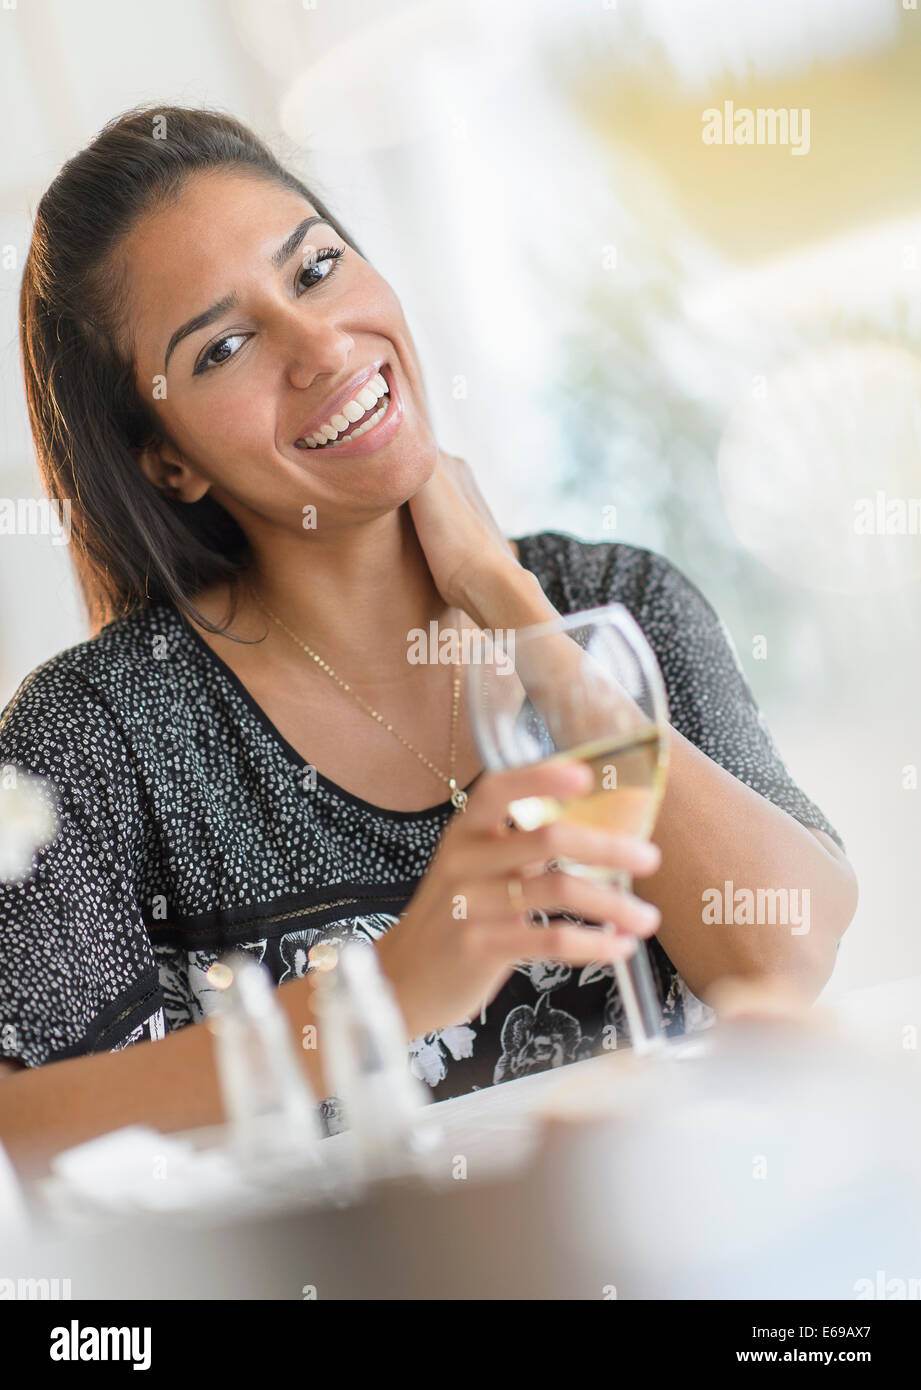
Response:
[408,448,525,620]
[373,760,663,1041]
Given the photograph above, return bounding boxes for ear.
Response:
[132,439,212,504]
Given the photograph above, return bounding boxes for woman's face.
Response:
[120,169,438,537]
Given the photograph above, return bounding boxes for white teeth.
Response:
[297,369,391,450]
[348,401,388,439]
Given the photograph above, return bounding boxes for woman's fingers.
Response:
[462,760,594,834]
[463,869,660,937]
[441,762,663,936]
[528,872,661,936]
[387,758,667,1040]
[449,819,661,881]
[455,761,660,874]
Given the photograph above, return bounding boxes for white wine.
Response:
[470,603,670,1053]
[508,726,667,842]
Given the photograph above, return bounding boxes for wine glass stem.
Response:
[609,871,667,1054]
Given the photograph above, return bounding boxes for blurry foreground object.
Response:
[0,1137,29,1241]
[705,971,824,1025]
[0,766,57,882]
[34,944,440,1229]
[535,973,921,1298]
[11,971,921,1297]
[312,941,434,1186]
[206,953,324,1169]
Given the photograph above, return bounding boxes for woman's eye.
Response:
[296,245,345,292]
[195,333,248,374]
[193,247,345,375]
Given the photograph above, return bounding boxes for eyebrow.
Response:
[163,215,333,373]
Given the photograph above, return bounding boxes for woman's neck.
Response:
[219,503,454,670]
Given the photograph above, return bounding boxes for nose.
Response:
[279,307,355,392]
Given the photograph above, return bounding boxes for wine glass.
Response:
[465,602,671,1054]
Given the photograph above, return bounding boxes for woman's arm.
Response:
[636,728,857,999]
[409,458,858,1002]
[459,557,857,999]
[0,760,661,1177]
[0,972,326,1177]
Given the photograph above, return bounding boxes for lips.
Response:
[292,360,386,448]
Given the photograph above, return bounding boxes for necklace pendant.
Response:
[448,780,468,812]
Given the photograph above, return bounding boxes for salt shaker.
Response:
[315,940,431,1184]
[206,952,324,1169]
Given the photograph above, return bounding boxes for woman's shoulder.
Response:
[0,601,183,752]
[513,530,711,623]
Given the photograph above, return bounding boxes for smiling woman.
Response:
[1,104,856,1172]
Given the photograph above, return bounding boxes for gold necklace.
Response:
[248,587,468,813]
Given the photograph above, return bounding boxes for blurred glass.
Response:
[467,603,671,1053]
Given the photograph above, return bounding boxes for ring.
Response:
[506,875,528,916]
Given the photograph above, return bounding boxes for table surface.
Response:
[331,972,921,1151]
[34,973,921,1220]
[14,973,921,1300]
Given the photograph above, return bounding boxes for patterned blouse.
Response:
[0,532,844,1130]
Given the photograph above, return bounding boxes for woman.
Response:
[0,106,856,1168]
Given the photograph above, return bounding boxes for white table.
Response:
[10,975,921,1299]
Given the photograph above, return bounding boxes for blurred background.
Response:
[0,0,918,1000]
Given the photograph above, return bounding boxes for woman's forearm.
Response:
[641,728,858,1000]
[461,560,858,1000]
[0,973,328,1177]
[459,556,559,632]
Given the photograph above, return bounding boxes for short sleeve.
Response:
[517,533,846,855]
[0,662,163,1068]
[616,551,846,853]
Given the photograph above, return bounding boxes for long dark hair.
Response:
[19,104,362,635]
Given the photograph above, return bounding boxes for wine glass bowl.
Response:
[466,603,671,1052]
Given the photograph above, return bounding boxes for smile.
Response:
[294,371,391,451]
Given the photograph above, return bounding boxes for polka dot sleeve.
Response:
[635,554,847,852]
[516,532,846,853]
[0,663,161,1068]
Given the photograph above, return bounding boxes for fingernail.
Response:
[559,761,593,790]
[636,842,661,870]
[637,900,661,927]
